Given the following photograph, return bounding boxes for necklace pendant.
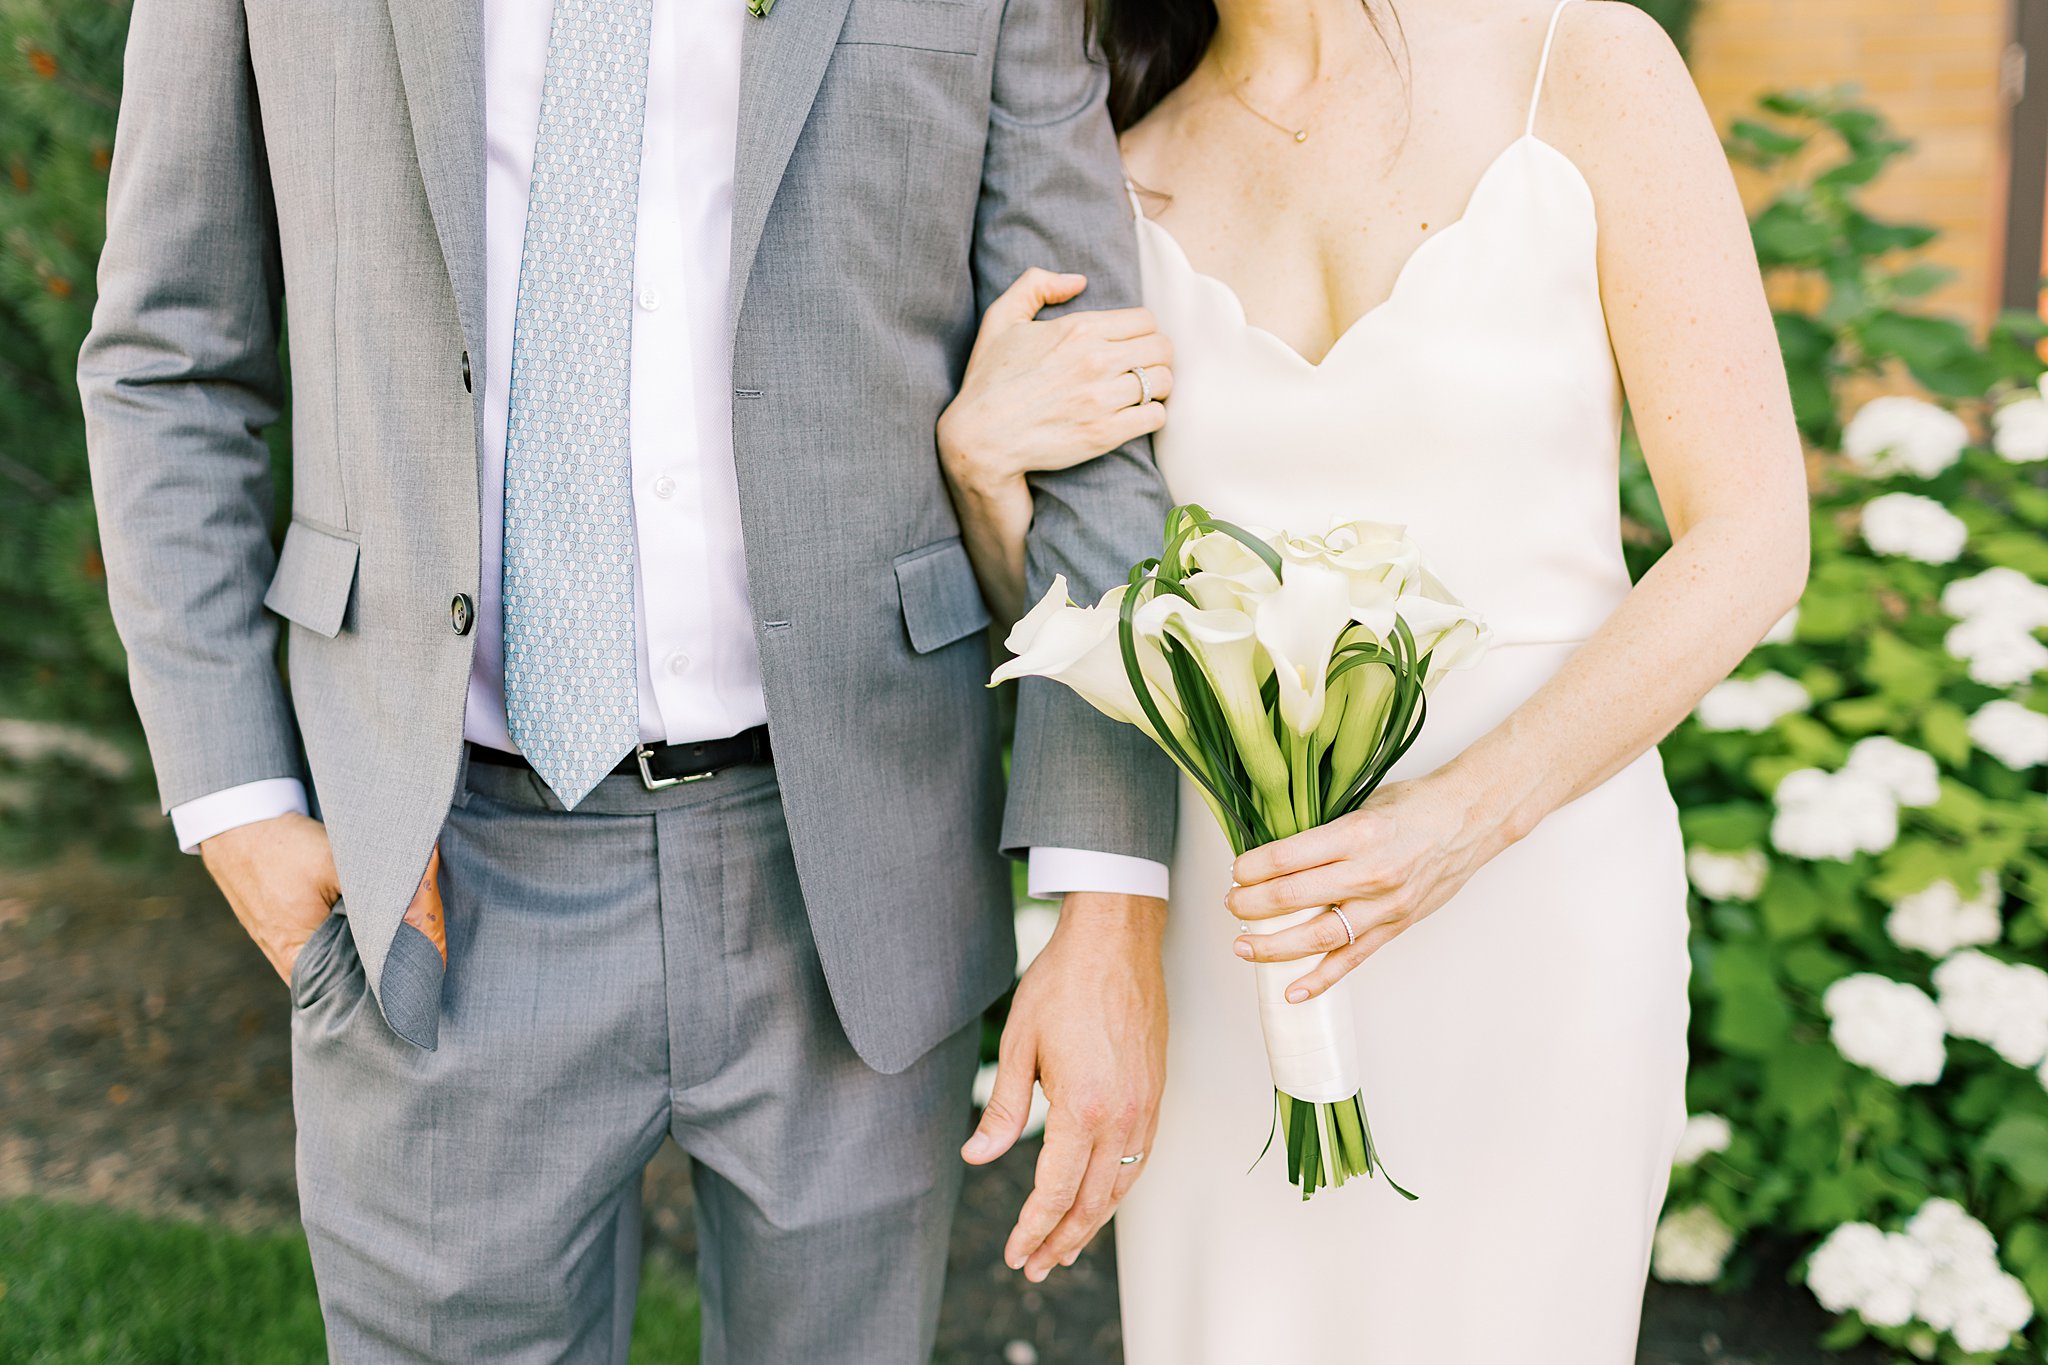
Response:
[1293,129,1309,143]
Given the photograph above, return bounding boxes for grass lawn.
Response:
[0,1199,701,1363]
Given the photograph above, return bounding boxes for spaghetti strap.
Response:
[1123,177,1147,222]
[1525,0,1578,137]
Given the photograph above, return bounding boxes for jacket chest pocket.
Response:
[837,0,985,53]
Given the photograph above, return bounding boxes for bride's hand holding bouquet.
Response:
[994,506,1491,1198]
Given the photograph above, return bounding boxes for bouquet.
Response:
[993,506,1489,1199]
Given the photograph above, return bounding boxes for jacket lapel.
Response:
[385,0,487,362]
[728,0,857,344]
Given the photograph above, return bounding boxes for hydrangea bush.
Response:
[1650,92,2048,1361]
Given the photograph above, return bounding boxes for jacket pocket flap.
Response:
[894,537,992,654]
[264,520,360,640]
[838,0,982,52]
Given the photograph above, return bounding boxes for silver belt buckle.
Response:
[636,744,717,792]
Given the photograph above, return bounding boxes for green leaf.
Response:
[1865,629,1942,706]
[1728,118,1809,161]
[1751,199,1836,268]
[1766,1043,1850,1125]
[1821,694,1896,736]
[1980,1114,2048,1193]
[1759,867,1831,939]
[1975,531,2048,579]
[1680,803,1772,850]
[1711,943,1794,1056]
[1919,701,1973,768]
[1885,263,1953,299]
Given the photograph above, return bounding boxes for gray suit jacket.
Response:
[80,0,1173,1068]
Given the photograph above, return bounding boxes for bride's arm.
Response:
[937,268,1175,621]
[1228,4,1810,997]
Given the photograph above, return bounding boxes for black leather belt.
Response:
[467,725,772,791]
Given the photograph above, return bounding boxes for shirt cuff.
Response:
[1026,847,1170,902]
[169,778,309,855]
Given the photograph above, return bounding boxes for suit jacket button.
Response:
[460,351,473,393]
[450,593,475,636]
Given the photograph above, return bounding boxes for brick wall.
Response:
[1687,0,2011,325]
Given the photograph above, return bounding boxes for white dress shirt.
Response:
[170,0,1168,903]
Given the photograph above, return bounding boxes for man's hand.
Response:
[200,812,343,984]
[201,816,448,985]
[963,891,1167,1281]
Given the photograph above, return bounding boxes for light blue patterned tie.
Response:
[501,0,654,809]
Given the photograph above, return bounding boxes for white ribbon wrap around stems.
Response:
[1244,904,1362,1104]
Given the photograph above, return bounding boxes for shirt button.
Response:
[665,651,690,676]
[652,474,677,499]
[449,593,475,636]
[638,286,661,312]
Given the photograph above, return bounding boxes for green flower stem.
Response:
[1272,1088,1417,1202]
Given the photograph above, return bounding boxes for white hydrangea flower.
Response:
[1686,847,1770,902]
[1843,396,1970,477]
[1761,605,1800,645]
[1861,493,1969,565]
[1771,768,1900,862]
[1933,950,2048,1069]
[1013,902,1059,977]
[1905,1198,1999,1270]
[1673,1113,1734,1167]
[1652,1205,1737,1284]
[1969,699,2048,769]
[1992,393,2048,465]
[1945,616,2048,688]
[1805,1221,1937,1327]
[1949,1272,2036,1354]
[1845,736,1942,808]
[1695,672,1810,732]
[971,1063,1049,1139]
[1823,974,1947,1085]
[1886,872,2003,958]
[1942,567,2048,632]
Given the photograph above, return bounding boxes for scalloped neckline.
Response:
[1132,135,1590,371]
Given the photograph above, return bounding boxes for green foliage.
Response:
[1650,90,2048,1365]
[0,1,159,858]
[1726,89,2045,439]
[0,1197,702,1361]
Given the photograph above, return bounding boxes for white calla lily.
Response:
[1284,519,1422,598]
[1135,592,1289,806]
[991,575,1184,743]
[1181,526,1282,595]
[1253,559,1358,735]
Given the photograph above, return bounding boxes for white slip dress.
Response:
[1112,5,1692,1361]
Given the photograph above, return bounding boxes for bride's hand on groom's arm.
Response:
[936,268,1174,621]
[962,890,1167,1283]
[1225,767,1522,1000]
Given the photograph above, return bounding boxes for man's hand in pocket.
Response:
[201,816,448,981]
[200,812,343,983]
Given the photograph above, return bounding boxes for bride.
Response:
[939,0,1807,1358]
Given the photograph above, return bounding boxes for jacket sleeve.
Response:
[973,0,1176,865]
[78,0,299,812]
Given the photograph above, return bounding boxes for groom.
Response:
[80,0,1172,1359]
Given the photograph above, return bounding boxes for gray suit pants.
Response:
[290,756,978,1363]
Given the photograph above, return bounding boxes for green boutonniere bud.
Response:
[748,0,776,16]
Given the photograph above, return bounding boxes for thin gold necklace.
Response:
[1217,66,1313,144]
